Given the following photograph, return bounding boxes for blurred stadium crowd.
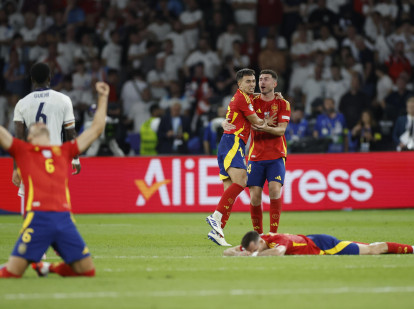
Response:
[0,0,413,156]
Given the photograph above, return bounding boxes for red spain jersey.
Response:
[8,138,80,213]
[224,89,256,144]
[261,233,322,255]
[248,97,291,161]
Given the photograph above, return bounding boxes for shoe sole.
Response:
[205,217,224,237]
[208,234,222,246]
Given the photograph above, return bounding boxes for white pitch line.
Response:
[4,286,414,301]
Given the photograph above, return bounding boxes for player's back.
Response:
[14,89,75,145]
[224,89,256,144]
[261,233,321,255]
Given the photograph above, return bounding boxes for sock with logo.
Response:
[269,198,282,233]
[386,242,414,254]
[50,262,95,277]
[216,183,245,228]
[250,204,263,234]
[0,267,22,278]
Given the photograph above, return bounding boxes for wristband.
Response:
[72,158,80,165]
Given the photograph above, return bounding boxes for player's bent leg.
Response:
[47,257,95,277]
[249,186,263,234]
[0,256,29,278]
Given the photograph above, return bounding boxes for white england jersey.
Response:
[13,88,75,145]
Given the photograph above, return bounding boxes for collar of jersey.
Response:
[34,87,50,91]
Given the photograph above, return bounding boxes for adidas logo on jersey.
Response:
[256,109,262,113]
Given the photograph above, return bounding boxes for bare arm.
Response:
[252,122,288,137]
[246,113,265,126]
[0,126,13,150]
[64,125,81,175]
[223,246,253,256]
[12,121,25,186]
[76,82,109,153]
[257,245,287,256]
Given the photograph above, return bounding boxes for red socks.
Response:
[50,262,95,277]
[217,183,244,228]
[0,267,21,278]
[250,204,263,234]
[269,198,282,233]
[386,242,413,254]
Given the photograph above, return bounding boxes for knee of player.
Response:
[368,242,387,254]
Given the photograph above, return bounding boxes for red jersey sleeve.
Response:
[236,91,256,118]
[7,138,27,159]
[61,139,80,159]
[277,99,291,123]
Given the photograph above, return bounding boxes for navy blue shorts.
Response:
[217,134,247,180]
[306,234,359,255]
[247,158,286,188]
[11,211,90,263]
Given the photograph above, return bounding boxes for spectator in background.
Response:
[159,81,191,113]
[256,0,283,40]
[384,73,414,122]
[28,32,48,64]
[128,30,148,69]
[3,51,26,97]
[63,0,85,26]
[203,106,227,155]
[128,88,155,134]
[74,33,99,66]
[302,65,325,116]
[385,40,412,83]
[35,3,53,32]
[241,27,260,70]
[90,57,106,82]
[339,73,369,130]
[216,23,243,60]
[325,64,350,110]
[231,0,257,31]
[147,14,172,42]
[72,60,92,97]
[258,36,287,90]
[121,69,148,117]
[165,20,189,59]
[140,104,163,155]
[231,40,250,69]
[161,39,183,82]
[57,24,78,74]
[146,55,168,100]
[259,25,288,50]
[20,12,41,46]
[308,0,338,37]
[351,109,382,152]
[314,98,347,153]
[185,38,221,80]
[101,30,121,71]
[5,1,24,33]
[288,54,312,102]
[290,23,314,66]
[140,40,158,76]
[393,97,414,151]
[311,25,338,65]
[285,105,311,146]
[179,0,203,50]
[157,102,191,154]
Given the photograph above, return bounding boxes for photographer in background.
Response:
[393,97,414,151]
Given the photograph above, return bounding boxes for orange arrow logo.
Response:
[135,179,171,201]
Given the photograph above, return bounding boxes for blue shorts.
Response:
[247,158,286,188]
[306,234,359,255]
[11,211,90,264]
[217,134,247,180]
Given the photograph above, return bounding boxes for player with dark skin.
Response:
[12,73,81,189]
[0,82,109,278]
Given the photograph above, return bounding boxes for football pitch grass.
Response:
[1,210,414,309]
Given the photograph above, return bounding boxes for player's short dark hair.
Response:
[260,69,278,81]
[236,68,255,83]
[241,231,260,250]
[30,62,50,84]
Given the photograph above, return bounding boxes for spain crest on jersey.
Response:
[271,104,278,112]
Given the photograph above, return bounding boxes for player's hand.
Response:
[264,113,277,127]
[222,118,236,131]
[72,158,81,175]
[238,251,253,256]
[252,123,267,132]
[95,82,110,97]
[274,92,284,100]
[12,169,21,187]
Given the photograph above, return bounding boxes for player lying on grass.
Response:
[223,231,414,256]
[0,82,110,278]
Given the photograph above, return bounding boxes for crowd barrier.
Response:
[1,152,413,214]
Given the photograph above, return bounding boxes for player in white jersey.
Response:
[12,63,81,213]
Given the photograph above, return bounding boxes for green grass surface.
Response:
[1,210,414,309]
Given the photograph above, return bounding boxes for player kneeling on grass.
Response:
[0,82,110,278]
[223,231,414,256]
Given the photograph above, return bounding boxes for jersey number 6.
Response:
[36,102,47,124]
